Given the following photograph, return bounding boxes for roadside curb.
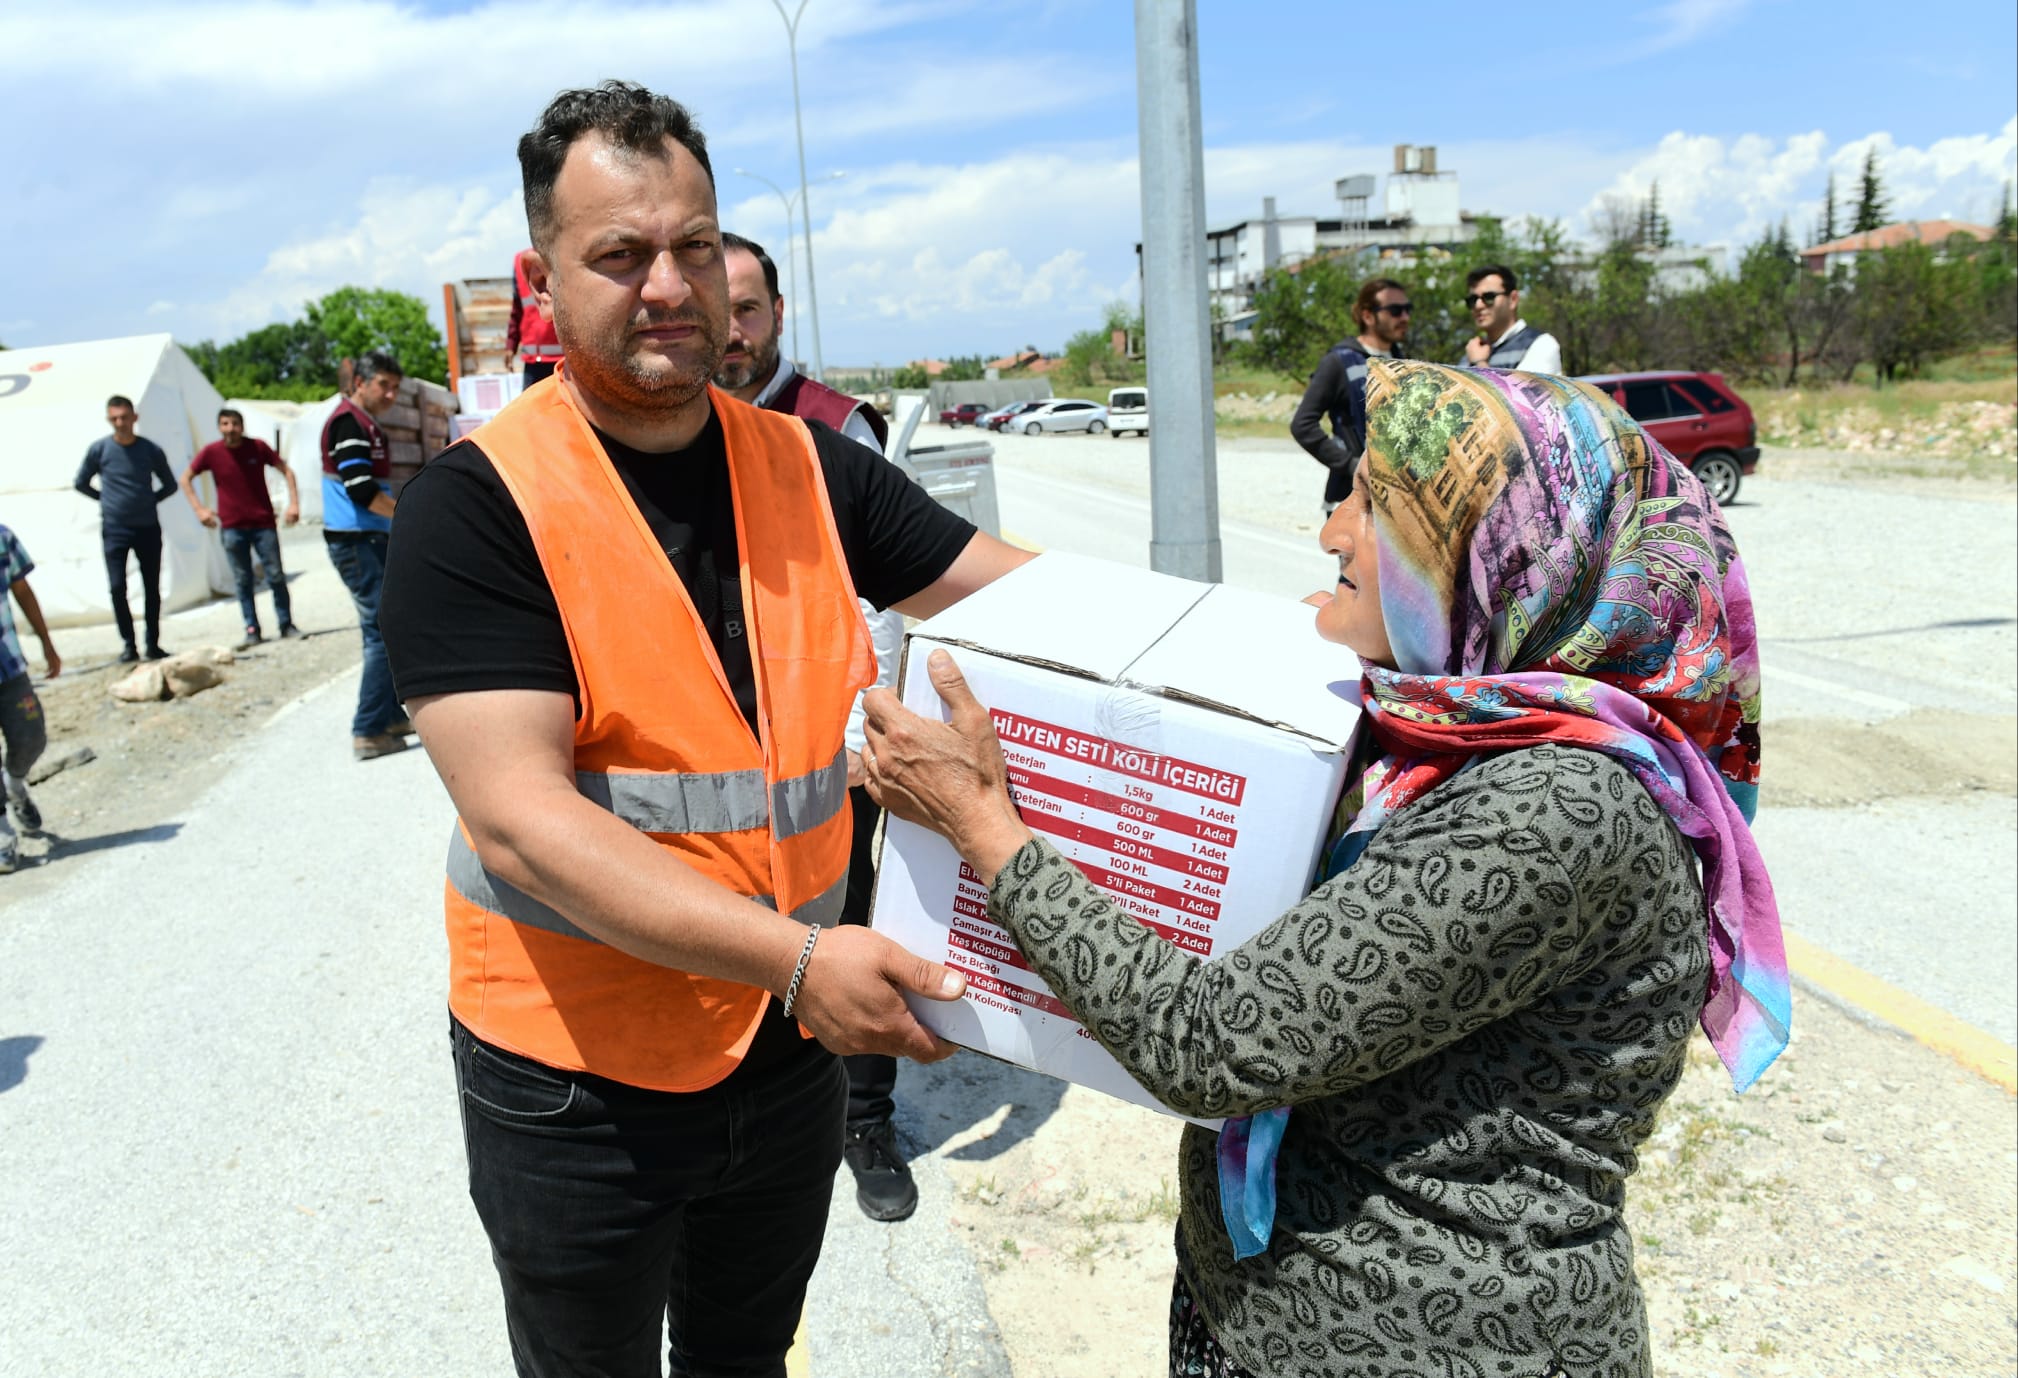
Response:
[1785,929,2017,1093]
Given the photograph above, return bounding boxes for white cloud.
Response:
[1582,119,2017,245]
[146,301,176,316]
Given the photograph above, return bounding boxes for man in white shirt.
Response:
[1461,264,1563,374]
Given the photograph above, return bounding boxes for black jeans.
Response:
[101,521,162,650]
[840,784,897,1124]
[452,1018,846,1378]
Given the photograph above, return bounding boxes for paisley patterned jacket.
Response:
[987,743,1710,1378]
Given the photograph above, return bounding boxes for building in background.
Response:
[1144,146,1485,345]
[1801,219,1997,275]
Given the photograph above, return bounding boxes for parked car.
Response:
[1581,371,1760,504]
[938,401,991,427]
[981,400,1043,431]
[1015,399,1109,435]
[1105,387,1148,437]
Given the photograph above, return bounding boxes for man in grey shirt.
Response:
[74,394,178,662]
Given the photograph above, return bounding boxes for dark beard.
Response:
[713,333,780,393]
[555,302,726,412]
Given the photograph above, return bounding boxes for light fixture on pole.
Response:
[733,168,844,372]
[771,0,825,381]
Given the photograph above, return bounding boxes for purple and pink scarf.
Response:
[1220,361,1789,1261]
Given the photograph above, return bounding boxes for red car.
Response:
[1582,371,1760,504]
[938,402,990,427]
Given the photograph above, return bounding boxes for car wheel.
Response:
[1024,421,1043,435]
[1087,419,1107,434]
[1691,451,1742,505]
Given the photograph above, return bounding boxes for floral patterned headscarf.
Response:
[1218,361,1789,1262]
[1342,360,1786,1091]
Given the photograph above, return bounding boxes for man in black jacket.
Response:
[1289,278,1410,514]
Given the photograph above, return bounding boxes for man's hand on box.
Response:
[862,649,1032,885]
[791,924,966,1062]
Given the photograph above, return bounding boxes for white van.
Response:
[1106,386,1148,438]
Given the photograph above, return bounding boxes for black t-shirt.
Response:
[380,408,974,1081]
[380,409,973,724]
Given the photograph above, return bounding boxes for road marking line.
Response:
[1764,665,1913,716]
[1783,929,2016,1093]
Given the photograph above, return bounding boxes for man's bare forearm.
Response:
[443,753,807,996]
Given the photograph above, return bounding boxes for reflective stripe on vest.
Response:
[446,827,850,942]
[573,749,846,838]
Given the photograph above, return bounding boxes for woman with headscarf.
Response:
[860,361,1789,1378]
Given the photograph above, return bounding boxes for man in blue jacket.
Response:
[74,394,178,662]
[319,351,405,761]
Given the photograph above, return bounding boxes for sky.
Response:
[3,0,2014,370]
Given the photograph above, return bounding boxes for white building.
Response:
[1144,146,1484,343]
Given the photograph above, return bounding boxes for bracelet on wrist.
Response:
[780,925,821,1019]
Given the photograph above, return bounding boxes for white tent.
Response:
[0,334,234,628]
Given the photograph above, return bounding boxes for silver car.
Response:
[1015,398,1109,435]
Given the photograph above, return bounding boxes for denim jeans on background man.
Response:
[101,521,163,652]
[221,526,292,634]
[450,1018,846,1378]
[325,533,397,737]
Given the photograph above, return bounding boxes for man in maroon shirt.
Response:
[181,407,303,650]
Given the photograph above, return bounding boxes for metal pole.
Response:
[733,169,801,366]
[1133,0,1220,581]
[773,0,825,381]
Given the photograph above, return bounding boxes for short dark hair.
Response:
[353,350,403,385]
[106,394,135,412]
[519,81,714,252]
[1351,277,1408,333]
[1466,263,1519,292]
[217,407,244,424]
[721,232,780,302]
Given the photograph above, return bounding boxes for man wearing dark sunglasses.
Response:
[1460,264,1562,373]
[1291,277,1410,513]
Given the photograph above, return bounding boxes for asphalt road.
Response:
[0,662,1004,1377]
[979,427,2018,1044]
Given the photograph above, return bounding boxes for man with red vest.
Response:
[715,230,915,1223]
[379,81,1032,1378]
[505,246,563,387]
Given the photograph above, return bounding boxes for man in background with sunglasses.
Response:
[1290,277,1410,514]
[1460,264,1562,373]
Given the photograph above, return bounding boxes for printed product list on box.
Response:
[945,706,1249,1025]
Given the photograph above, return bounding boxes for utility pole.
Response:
[1133,0,1220,583]
[772,0,825,381]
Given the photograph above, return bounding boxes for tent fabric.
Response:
[0,334,236,628]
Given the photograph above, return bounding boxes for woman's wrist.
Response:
[958,802,1034,886]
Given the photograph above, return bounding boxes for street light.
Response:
[732,168,845,372]
[771,0,826,381]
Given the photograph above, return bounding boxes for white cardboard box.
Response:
[455,371,522,418]
[870,552,1363,1120]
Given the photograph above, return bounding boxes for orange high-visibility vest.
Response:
[444,370,875,1091]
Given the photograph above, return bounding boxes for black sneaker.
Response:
[117,645,140,665]
[7,787,40,833]
[234,629,264,652]
[277,623,305,640]
[143,645,169,661]
[843,1118,918,1222]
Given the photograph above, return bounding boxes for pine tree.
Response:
[1816,172,1840,245]
[1639,182,1672,250]
[1852,149,1889,234]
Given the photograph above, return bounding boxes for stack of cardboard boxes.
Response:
[447,277,516,377]
[380,376,458,486]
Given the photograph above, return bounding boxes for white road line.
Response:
[997,469,1323,559]
[1764,664,1914,716]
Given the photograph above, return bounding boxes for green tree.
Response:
[1242,254,1360,380]
[1852,149,1889,234]
[303,286,448,384]
[188,319,338,401]
[1815,172,1840,245]
[889,365,931,390]
[939,354,987,382]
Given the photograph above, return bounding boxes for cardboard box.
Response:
[870,553,1363,1121]
[456,371,522,418]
